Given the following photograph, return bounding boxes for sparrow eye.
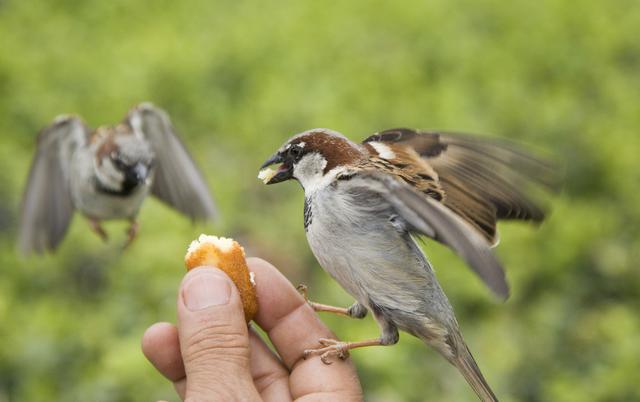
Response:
[289,145,303,160]
[110,153,127,169]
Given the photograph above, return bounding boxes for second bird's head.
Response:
[94,127,155,195]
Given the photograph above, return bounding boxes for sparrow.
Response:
[19,102,217,255]
[258,128,557,402]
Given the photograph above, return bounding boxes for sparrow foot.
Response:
[303,337,385,364]
[296,284,310,300]
[88,218,108,242]
[123,220,139,249]
[303,338,351,364]
[297,284,350,316]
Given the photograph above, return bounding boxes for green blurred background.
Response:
[1,1,639,401]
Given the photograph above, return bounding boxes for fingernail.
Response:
[183,270,231,311]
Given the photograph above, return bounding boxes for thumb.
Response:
[177,267,260,401]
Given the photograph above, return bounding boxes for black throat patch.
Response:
[94,176,139,197]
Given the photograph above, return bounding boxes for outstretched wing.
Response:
[348,171,509,299]
[364,128,558,244]
[127,103,217,221]
[19,116,89,255]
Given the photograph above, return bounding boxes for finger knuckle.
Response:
[183,321,249,366]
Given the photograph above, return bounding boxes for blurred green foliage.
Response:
[0,0,639,401]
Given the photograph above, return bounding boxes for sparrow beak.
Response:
[258,153,293,185]
[128,162,149,184]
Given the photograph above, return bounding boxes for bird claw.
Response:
[303,338,350,364]
[296,285,351,316]
[296,284,309,300]
[297,284,316,309]
[123,221,139,249]
[88,219,108,242]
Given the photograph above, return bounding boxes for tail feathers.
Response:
[453,343,498,402]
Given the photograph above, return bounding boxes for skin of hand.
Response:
[141,258,363,402]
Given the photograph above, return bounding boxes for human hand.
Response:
[142,258,363,401]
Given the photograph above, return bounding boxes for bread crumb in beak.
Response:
[258,167,277,184]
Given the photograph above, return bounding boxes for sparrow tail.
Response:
[452,342,498,402]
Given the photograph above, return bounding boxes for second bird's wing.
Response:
[127,103,217,221]
[19,116,90,255]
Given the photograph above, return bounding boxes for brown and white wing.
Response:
[363,128,558,244]
[349,171,509,299]
[127,103,217,221]
[19,116,89,255]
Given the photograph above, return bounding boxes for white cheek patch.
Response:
[94,158,124,191]
[369,142,396,160]
[293,153,328,193]
[294,153,327,179]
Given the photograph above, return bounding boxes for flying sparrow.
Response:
[19,102,217,255]
[258,128,556,402]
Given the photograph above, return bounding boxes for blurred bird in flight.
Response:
[19,102,217,255]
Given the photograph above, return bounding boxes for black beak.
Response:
[259,153,293,185]
[133,163,149,183]
[119,162,150,194]
[126,162,149,185]
[260,153,283,170]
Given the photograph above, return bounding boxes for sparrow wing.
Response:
[127,103,217,221]
[363,128,558,245]
[19,116,89,255]
[348,171,509,299]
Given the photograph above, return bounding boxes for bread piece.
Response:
[258,167,277,184]
[185,234,258,322]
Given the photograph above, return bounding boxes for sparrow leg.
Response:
[123,219,139,249]
[88,218,108,242]
[303,321,399,364]
[297,284,368,319]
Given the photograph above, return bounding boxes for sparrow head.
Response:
[94,126,155,194]
[259,128,364,191]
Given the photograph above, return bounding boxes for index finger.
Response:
[247,258,363,400]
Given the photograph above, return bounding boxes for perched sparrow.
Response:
[259,128,556,402]
[19,102,217,255]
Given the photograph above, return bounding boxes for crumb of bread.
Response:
[258,167,277,184]
[249,271,256,286]
[187,234,235,256]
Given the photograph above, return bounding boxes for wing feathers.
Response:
[364,128,558,243]
[19,117,88,255]
[128,103,217,221]
[353,172,509,299]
